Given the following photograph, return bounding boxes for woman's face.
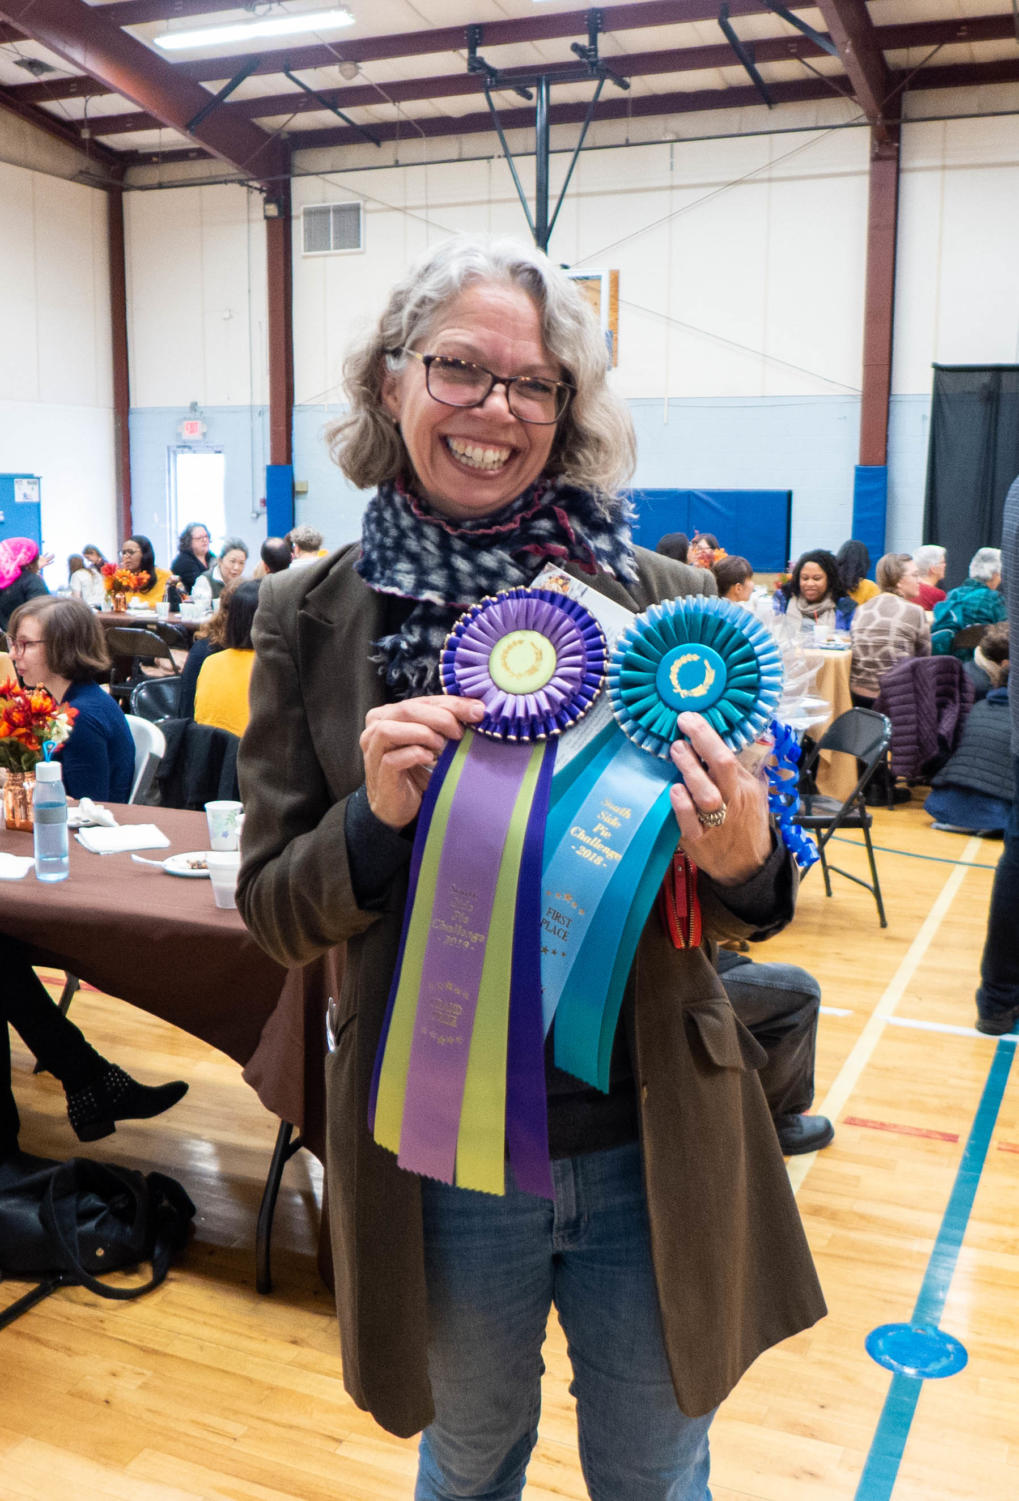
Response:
[381,281,560,522]
[220,548,247,584]
[82,548,101,568]
[9,613,51,688]
[797,562,830,604]
[189,528,211,556]
[120,539,143,570]
[897,560,920,601]
[727,575,754,602]
[690,541,715,568]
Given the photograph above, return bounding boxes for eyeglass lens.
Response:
[426,357,568,422]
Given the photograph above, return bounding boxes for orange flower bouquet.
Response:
[101,562,151,594]
[0,686,77,774]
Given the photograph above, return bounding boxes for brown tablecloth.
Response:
[97,611,202,634]
[0,802,335,1160]
[804,647,856,801]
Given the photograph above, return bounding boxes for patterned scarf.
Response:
[356,477,637,696]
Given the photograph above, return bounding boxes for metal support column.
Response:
[859,127,900,466]
[534,76,551,252]
[106,187,132,540]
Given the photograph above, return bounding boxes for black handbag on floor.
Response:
[0,1156,195,1328]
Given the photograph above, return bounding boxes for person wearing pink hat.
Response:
[0,538,48,632]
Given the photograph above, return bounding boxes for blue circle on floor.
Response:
[865,1323,968,1378]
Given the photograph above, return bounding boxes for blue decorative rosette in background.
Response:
[542,594,785,1090]
[608,595,783,758]
[440,587,607,741]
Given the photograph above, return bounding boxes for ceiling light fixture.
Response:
[154,7,355,53]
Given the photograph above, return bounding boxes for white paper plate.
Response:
[163,850,212,878]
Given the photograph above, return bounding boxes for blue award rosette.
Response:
[541,596,783,1089]
[369,588,607,1197]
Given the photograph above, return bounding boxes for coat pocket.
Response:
[684,999,768,1072]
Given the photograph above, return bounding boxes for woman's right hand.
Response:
[360,694,485,830]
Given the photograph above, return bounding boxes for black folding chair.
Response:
[129,676,183,722]
[105,626,180,705]
[950,623,987,656]
[793,708,892,927]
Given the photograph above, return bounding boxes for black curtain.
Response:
[923,365,1019,588]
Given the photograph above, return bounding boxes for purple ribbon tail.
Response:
[368,738,456,1131]
[505,740,557,1199]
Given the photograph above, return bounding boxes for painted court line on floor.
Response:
[829,834,998,870]
[886,1015,1013,1041]
[786,834,983,1199]
[853,1039,1017,1500]
[844,1116,959,1143]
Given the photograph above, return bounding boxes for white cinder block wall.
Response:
[3,92,1019,577]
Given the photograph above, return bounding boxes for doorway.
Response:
[168,447,226,560]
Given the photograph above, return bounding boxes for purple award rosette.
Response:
[369,588,606,1198]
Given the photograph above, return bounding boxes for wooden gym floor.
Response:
[2,795,1016,1500]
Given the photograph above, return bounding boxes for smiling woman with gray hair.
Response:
[236,235,822,1499]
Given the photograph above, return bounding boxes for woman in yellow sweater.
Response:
[837,539,880,606]
[113,535,176,606]
[194,578,260,738]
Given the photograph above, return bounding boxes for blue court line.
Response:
[854,1038,1017,1500]
[830,836,998,871]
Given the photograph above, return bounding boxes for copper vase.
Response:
[3,769,35,831]
[112,591,127,613]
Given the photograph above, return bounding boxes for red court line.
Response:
[845,1115,960,1143]
[36,970,99,993]
[997,1141,1019,1154]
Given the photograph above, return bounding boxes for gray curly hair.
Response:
[326,236,636,509]
[969,546,1002,583]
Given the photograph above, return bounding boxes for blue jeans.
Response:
[415,1142,713,1501]
[976,755,1019,1027]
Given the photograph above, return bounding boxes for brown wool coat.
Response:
[236,543,826,1439]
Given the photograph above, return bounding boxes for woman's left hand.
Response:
[668,711,772,887]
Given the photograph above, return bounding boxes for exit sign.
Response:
[178,417,206,440]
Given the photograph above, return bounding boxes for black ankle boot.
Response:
[65,1066,188,1143]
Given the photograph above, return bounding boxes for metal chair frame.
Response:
[794,707,892,927]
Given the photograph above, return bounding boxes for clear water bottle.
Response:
[34,761,69,883]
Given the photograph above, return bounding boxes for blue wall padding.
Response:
[265,464,295,539]
[627,488,792,572]
[852,465,888,571]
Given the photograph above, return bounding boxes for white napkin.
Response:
[76,824,171,855]
[0,853,34,881]
[68,797,119,830]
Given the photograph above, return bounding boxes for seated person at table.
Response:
[113,535,178,608]
[254,536,292,577]
[925,680,1013,835]
[655,531,689,564]
[913,544,947,611]
[191,537,248,603]
[931,547,1006,658]
[963,621,1008,700]
[170,521,215,595]
[1,940,187,1168]
[712,554,753,604]
[849,552,931,707]
[836,539,879,606]
[194,579,259,738]
[688,531,720,568]
[773,549,855,635]
[0,537,49,632]
[714,948,833,1156]
[178,578,237,719]
[2,601,187,1169]
[68,551,106,608]
[8,596,135,802]
[287,524,325,567]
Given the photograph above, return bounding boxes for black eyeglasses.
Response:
[387,348,573,424]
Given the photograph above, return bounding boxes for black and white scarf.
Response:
[356,477,637,697]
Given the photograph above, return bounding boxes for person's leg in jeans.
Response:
[976,756,1019,1034]
[416,1174,554,1501]
[555,1144,713,1501]
[417,1143,713,1501]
